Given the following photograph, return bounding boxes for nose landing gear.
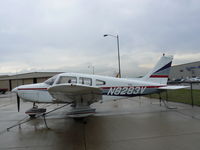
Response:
[25,103,46,118]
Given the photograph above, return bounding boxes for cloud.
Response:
[0,0,200,77]
[173,53,200,65]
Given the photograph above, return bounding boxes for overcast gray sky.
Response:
[0,0,200,77]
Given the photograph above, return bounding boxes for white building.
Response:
[169,61,200,81]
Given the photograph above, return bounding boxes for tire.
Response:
[29,114,36,118]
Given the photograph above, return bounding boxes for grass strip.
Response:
[147,89,200,106]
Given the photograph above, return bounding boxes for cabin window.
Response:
[96,79,106,86]
[57,76,77,84]
[79,77,92,86]
[44,75,58,85]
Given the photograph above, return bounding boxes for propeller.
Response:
[17,94,20,112]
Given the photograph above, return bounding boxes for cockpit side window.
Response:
[96,79,106,86]
[44,75,58,85]
[79,77,92,86]
[57,76,77,84]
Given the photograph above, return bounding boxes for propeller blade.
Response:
[17,94,20,112]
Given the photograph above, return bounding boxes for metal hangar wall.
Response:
[0,72,62,91]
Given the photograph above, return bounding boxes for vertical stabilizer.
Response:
[142,55,173,84]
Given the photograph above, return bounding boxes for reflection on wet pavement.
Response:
[1,93,200,150]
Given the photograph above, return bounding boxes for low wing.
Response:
[158,85,189,90]
[48,84,102,104]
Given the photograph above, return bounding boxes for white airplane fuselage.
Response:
[13,73,163,104]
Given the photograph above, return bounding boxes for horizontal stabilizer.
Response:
[158,86,189,90]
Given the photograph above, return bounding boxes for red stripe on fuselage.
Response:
[101,86,164,89]
[18,86,165,91]
[150,75,168,78]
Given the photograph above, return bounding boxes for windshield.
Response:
[44,75,58,85]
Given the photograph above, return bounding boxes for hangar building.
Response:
[169,61,200,81]
[0,72,62,91]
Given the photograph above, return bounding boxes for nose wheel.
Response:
[25,103,46,118]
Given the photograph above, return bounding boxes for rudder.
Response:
[142,55,173,85]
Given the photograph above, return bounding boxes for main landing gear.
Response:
[158,92,177,109]
[67,99,96,118]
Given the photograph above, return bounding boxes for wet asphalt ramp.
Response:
[0,93,200,150]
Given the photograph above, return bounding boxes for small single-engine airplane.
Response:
[12,55,187,118]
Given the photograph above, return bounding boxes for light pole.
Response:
[88,65,95,75]
[104,34,121,78]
